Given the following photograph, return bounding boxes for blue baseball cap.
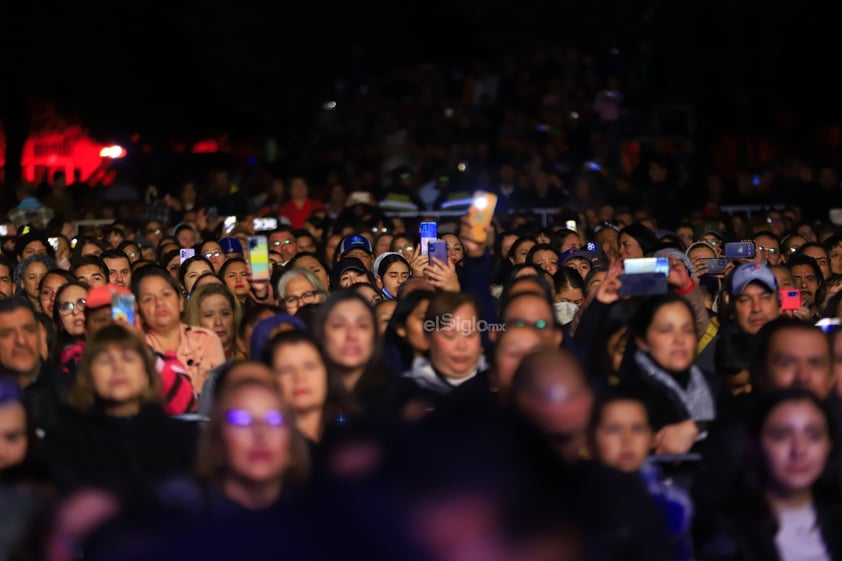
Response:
[339,234,373,256]
[219,237,243,255]
[728,263,778,296]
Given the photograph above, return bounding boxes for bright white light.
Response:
[473,196,487,210]
[457,162,467,172]
[323,101,337,110]
[99,145,126,158]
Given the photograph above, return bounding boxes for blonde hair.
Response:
[69,324,161,411]
[183,283,243,338]
[194,375,310,486]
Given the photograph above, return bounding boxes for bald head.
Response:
[510,348,594,455]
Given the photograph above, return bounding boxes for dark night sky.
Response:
[1,0,839,141]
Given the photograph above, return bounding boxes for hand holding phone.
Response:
[699,258,730,276]
[466,191,497,244]
[420,222,437,257]
[618,273,669,297]
[112,294,136,325]
[179,248,195,264]
[780,289,802,311]
[428,240,448,266]
[725,242,755,259]
[623,257,669,275]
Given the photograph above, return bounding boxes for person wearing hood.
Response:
[372,252,410,301]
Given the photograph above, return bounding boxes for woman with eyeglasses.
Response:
[199,240,226,273]
[194,374,309,513]
[54,282,90,380]
[44,325,198,494]
[184,283,242,361]
[276,268,326,316]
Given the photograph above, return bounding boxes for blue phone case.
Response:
[428,240,448,265]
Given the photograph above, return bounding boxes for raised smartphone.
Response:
[248,236,270,283]
[420,222,437,256]
[623,257,670,276]
[724,241,755,259]
[699,258,730,276]
[466,191,498,243]
[253,217,278,232]
[780,288,802,311]
[111,293,136,325]
[618,273,669,297]
[179,248,195,264]
[428,239,448,265]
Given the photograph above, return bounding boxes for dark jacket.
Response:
[43,405,198,498]
[457,249,496,350]
[388,356,495,418]
[697,498,842,561]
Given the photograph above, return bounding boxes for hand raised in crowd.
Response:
[408,249,428,279]
[654,419,699,455]
[244,263,270,300]
[666,257,692,291]
[425,257,460,292]
[782,304,813,321]
[458,217,493,258]
[595,259,623,305]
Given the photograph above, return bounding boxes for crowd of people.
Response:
[0,173,841,560]
[2,42,842,561]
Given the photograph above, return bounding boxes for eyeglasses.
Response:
[58,299,86,316]
[756,245,778,255]
[271,239,294,247]
[284,290,320,307]
[507,319,551,330]
[224,409,285,428]
[204,251,222,259]
[126,251,138,259]
[146,228,161,235]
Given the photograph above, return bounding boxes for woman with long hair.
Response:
[311,291,387,412]
[698,389,842,560]
[262,330,353,444]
